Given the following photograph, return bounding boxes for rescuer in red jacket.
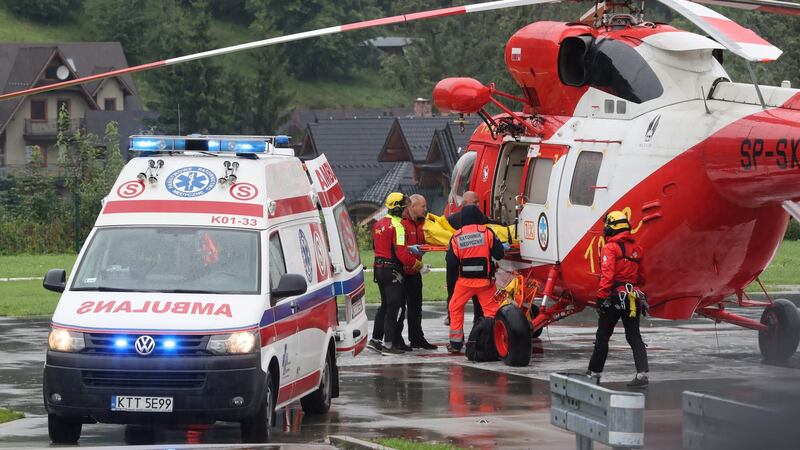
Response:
[587,210,650,387]
[446,205,506,353]
[401,194,437,350]
[368,192,423,355]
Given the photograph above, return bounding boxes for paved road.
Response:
[2,299,800,449]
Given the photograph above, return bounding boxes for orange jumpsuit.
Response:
[446,224,505,348]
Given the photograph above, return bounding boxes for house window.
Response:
[104,98,117,111]
[569,151,603,206]
[30,100,47,121]
[56,99,71,118]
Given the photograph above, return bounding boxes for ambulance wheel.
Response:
[240,371,275,443]
[48,414,82,444]
[758,299,800,362]
[494,305,532,367]
[301,349,333,415]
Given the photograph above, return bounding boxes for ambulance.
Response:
[41,134,368,444]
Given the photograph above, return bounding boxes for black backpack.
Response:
[465,317,500,362]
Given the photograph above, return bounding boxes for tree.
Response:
[84,0,156,65]
[228,1,294,134]
[147,0,227,134]
[1,0,82,23]
[258,0,382,79]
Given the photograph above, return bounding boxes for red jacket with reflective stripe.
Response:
[401,210,425,275]
[373,215,417,268]
[597,231,645,299]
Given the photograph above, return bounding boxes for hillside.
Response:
[0,9,412,110]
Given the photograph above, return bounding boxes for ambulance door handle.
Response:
[290,301,298,314]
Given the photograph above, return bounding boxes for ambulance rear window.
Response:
[72,227,260,295]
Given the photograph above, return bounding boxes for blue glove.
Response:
[407,244,423,255]
[502,242,511,252]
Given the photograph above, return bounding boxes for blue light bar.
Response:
[130,137,187,152]
[114,338,128,349]
[129,135,269,154]
[220,139,267,153]
[163,338,177,350]
[275,135,290,147]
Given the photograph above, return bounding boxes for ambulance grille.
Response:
[83,333,210,356]
[82,370,206,389]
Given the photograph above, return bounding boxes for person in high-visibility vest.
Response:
[367,192,423,355]
[587,210,650,387]
[446,205,507,353]
[444,191,487,326]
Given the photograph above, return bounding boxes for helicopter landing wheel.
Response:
[758,299,800,362]
[494,305,531,367]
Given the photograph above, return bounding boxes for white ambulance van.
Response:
[41,135,368,444]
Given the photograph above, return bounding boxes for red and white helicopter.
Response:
[3,0,800,363]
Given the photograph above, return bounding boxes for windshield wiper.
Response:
[156,289,220,294]
[72,286,137,292]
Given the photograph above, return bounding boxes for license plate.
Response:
[111,395,173,412]
[351,297,364,317]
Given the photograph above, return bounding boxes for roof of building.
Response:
[0,42,142,134]
[357,161,413,206]
[281,107,413,135]
[84,109,159,157]
[300,118,396,202]
[379,116,461,163]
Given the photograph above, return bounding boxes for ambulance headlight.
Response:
[48,328,85,353]
[207,331,258,355]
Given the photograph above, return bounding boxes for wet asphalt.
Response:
[2,298,800,449]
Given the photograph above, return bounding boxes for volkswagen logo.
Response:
[134,335,156,356]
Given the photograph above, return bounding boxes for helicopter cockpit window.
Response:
[585,39,663,103]
[570,151,603,206]
[449,151,477,206]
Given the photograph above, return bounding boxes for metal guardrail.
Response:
[682,391,794,450]
[550,372,645,450]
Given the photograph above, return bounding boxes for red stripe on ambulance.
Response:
[103,200,264,217]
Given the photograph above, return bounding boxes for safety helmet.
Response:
[604,210,630,236]
[385,192,407,209]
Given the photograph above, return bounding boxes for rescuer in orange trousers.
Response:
[446,205,507,352]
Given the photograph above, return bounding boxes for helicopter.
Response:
[2,0,800,364]
[433,0,800,364]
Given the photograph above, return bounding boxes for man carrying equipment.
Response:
[446,205,507,353]
[587,211,650,387]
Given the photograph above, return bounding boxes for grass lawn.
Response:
[375,438,464,450]
[1,241,799,316]
[0,407,24,424]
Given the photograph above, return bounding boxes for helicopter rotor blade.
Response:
[690,0,800,16]
[659,0,783,62]
[0,0,559,103]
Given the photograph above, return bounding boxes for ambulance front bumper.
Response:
[43,350,267,424]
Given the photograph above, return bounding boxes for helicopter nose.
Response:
[704,116,800,208]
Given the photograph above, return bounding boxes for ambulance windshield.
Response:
[72,227,260,295]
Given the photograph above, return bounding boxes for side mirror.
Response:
[43,269,67,293]
[270,274,307,304]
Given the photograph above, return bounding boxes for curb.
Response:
[326,435,394,450]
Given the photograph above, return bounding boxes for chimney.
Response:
[414,97,432,117]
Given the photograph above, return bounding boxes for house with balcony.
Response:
[0,43,146,176]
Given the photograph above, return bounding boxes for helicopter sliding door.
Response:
[517,144,569,264]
